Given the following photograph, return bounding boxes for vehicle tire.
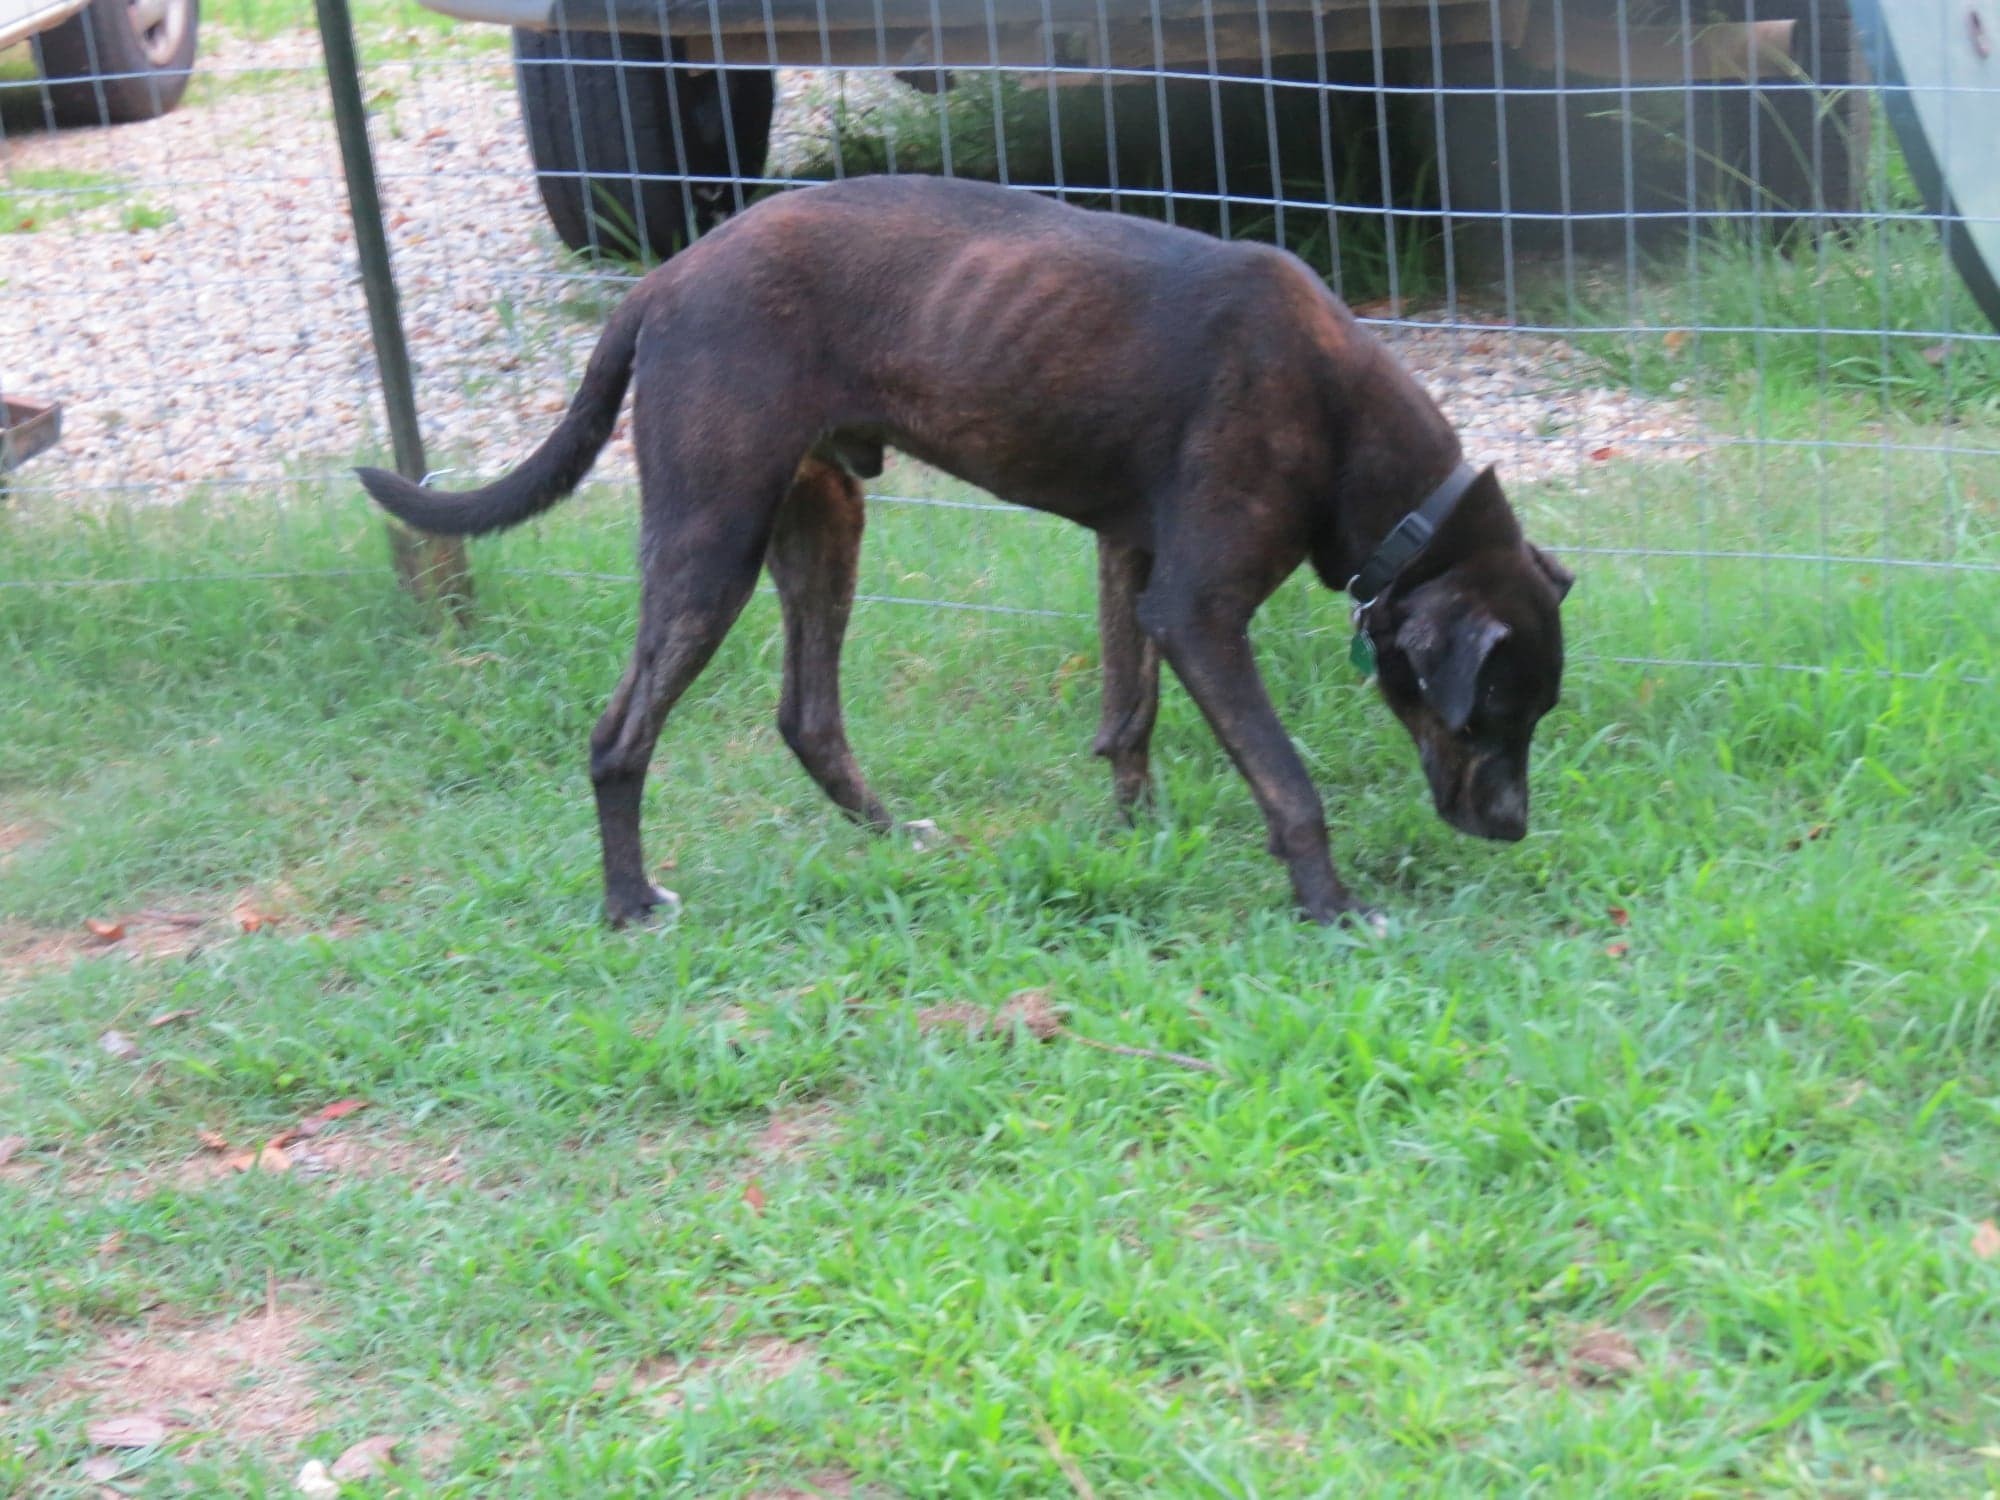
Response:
[35,0,199,126]
[512,26,775,262]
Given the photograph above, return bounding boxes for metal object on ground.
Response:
[315,0,474,618]
[1856,0,2000,332]
[1,396,63,475]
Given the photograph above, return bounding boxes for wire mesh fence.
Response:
[2,0,1995,680]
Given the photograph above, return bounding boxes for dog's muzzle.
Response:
[1423,742,1529,843]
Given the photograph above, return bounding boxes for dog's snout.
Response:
[1467,758,1528,842]
[1427,747,1530,842]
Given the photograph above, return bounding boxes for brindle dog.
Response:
[360,175,1573,926]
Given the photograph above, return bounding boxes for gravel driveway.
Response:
[1,26,1692,512]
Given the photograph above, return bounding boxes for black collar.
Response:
[1346,461,1480,608]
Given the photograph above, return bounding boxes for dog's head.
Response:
[1361,492,1573,842]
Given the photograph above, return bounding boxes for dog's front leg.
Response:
[1092,537,1160,815]
[1139,593,1367,925]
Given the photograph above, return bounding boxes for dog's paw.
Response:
[899,818,949,854]
[1347,906,1393,939]
[606,883,682,928]
[1306,902,1391,937]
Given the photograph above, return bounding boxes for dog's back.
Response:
[645,176,1389,526]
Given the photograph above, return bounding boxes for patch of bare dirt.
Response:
[5,1112,467,1201]
[0,1133,35,1185]
[598,1336,818,1416]
[156,1124,467,1194]
[288,1128,467,1186]
[0,914,206,990]
[0,891,363,995]
[0,816,43,862]
[1565,1326,1643,1386]
[49,1302,317,1459]
[751,1104,842,1167]
[747,1471,859,1499]
[916,989,1064,1042]
[1524,1320,1691,1394]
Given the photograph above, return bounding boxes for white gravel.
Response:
[1,27,1693,509]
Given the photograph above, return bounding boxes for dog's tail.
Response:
[356,290,647,537]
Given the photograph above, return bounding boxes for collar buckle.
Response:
[1346,461,1482,608]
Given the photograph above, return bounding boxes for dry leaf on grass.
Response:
[1973,1220,2000,1260]
[1605,942,1630,959]
[0,1134,26,1166]
[232,898,276,934]
[197,1129,229,1152]
[302,1098,369,1127]
[1569,1326,1642,1385]
[743,1179,768,1214]
[331,1433,400,1481]
[147,1008,200,1028]
[98,1030,141,1061]
[84,918,125,944]
[1607,906,1630,927]
[86,1414,168,1448]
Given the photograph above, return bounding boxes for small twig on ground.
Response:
[1030,1411,1098,1500]
[1062,1032,1223,1075]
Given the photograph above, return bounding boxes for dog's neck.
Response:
[1385,465,1523,596]
[1313,447,1520,594]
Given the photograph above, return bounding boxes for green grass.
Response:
[1543,100,2000,431]
[206,0,459,41]
[2,443,1998,1494]
[1544,217,2000,435]
[0,166,121,233]
[118,200,173,232]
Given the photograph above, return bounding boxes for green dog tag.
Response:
[1349,629,1376,678]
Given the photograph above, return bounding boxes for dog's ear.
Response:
[1398,609,1510,733]
[1531,545,1574,602]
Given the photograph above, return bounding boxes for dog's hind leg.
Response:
[591,464,783,926]
[1092,537,1160,815]
[767,457,892,831]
